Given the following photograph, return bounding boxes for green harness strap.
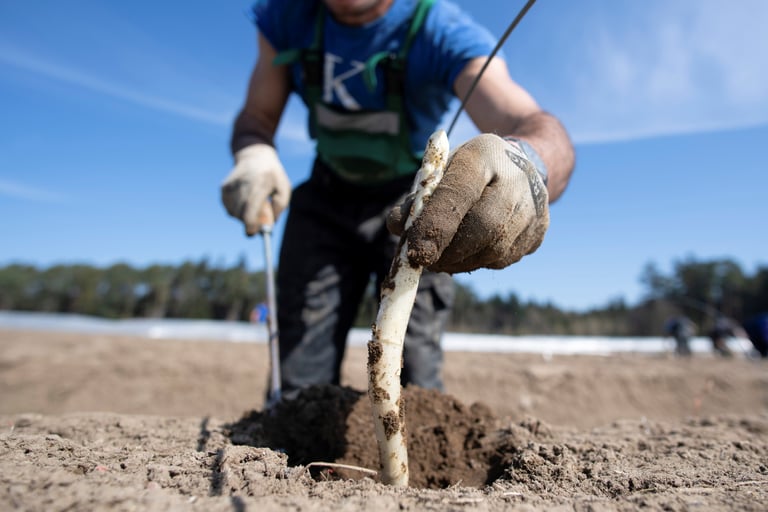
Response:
[272,0,435,183]
[273,6,325,140]
[362,0,434,92]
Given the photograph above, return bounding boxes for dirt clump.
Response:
[226,384,534,489]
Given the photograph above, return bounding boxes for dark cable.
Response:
[446,0,538,137]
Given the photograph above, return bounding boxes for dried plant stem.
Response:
[367,130,449,487]
[304,462,378,477]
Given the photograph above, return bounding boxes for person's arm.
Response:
[221,33,294,236]
[388,56,575,273]
[455,56,575,202]
[231,33,292,153]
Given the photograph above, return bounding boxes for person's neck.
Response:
[329,0,393,26]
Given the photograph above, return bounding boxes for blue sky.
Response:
[1,0,766,312]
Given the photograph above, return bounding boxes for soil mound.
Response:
[2,331,768,510]
[226,385,540,489]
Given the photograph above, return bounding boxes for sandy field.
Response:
[1,328,767,511]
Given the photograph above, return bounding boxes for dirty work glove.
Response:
[387,133,549,274]
[221,144,291,236]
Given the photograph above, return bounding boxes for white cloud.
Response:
[689,2,768,105]
[0,45,232,126]
[564,0,768,144]
[0,179,67,203]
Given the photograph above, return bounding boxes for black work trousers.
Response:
[276,158,454,395]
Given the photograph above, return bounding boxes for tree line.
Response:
[1,256,766,336]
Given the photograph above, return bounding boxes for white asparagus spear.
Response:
[367,129,450,487]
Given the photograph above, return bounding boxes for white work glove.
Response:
[221,144,292,236]
[387,133,549,274]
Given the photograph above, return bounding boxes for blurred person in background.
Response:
[665,315,696,357]
[708,315,747,357]
[221,0,575,397]
[250,302,269,324]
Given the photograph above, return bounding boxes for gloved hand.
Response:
[387,133,549,274]
[221,143,292,236]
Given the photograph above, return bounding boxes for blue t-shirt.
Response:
[252,0,498,153]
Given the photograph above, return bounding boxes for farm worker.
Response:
[221,0,575,397]
[664,316,696,356]
[250,302,269,324]
[708,315,746,357]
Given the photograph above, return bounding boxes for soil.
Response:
[1,328,767,511]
